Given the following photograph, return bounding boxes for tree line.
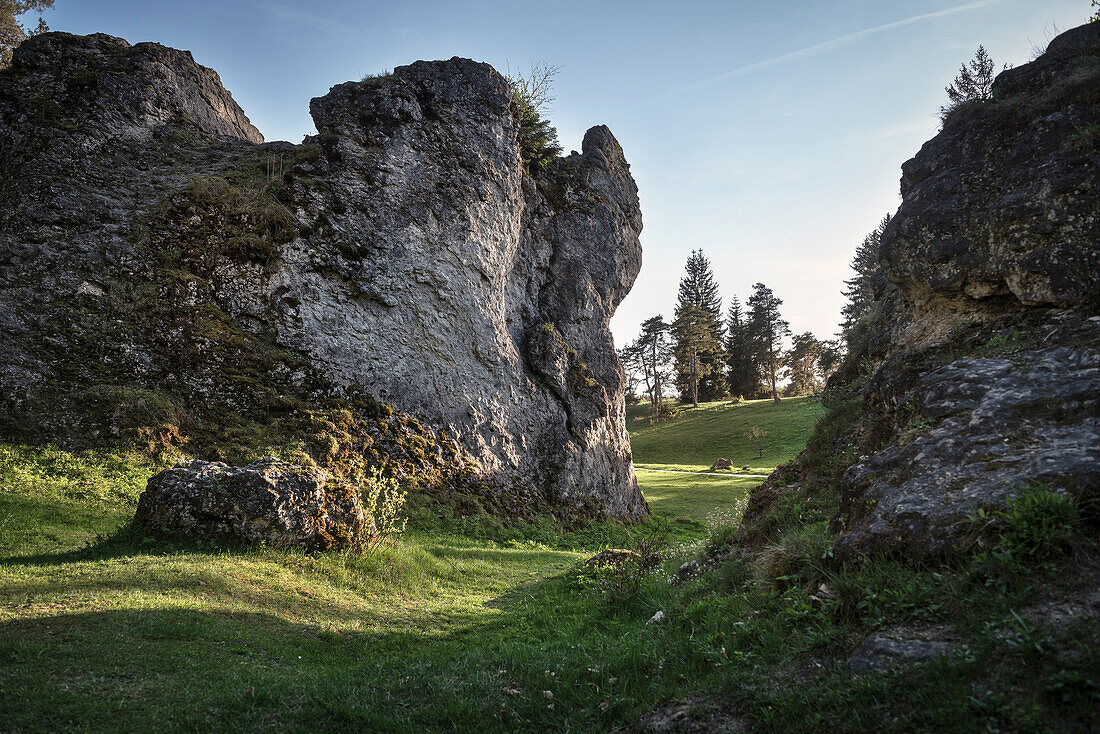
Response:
[620,250,842,411]
[619,41,1011,415]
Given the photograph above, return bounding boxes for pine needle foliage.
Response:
[841,214,890,353]
[940,45,999,121]
[725,296,762,400]
[672,250,726,406]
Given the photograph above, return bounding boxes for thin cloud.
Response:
[678,0,1007,94]
[253,3,369,44]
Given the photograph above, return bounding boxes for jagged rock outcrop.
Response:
[0,32,646,520]
[746,22,1100,558]
[883,24,1099,321]
[135,458,367,549]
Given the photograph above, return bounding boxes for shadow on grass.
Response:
[0,520,282,569]
[0,565,665,732]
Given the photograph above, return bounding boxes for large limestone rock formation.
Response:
[745,22,1100,558]
[830,23,1100,558]
[0,33,646,520]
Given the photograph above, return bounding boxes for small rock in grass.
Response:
[847,633,953,673]
[676,560,700,578]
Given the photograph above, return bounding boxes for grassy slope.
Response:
[1,401,809,731]
[628,396,825,474]
[628,397,824,522]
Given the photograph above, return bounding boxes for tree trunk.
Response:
[770,359,780,404]
[691,349,699,408]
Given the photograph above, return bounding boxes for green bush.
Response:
[505,63,563,173]
[994,484,1080,562]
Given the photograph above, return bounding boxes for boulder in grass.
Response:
[710,458,733,471]
[584,548,662,570]
[584,548,642,569]
[134,458,367,550]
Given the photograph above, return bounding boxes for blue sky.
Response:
[39,0,1092,346]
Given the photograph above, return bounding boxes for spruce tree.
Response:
[841,214,890,354]
[725,295,760,399]
[747,282,790,404]
[672,250,726,406]
[940,45,998,121]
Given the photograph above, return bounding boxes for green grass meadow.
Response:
[628,396,825,473]
[3,397,1094,731]
[0,399,804,731]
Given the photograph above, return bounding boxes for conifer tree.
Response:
[672,250,726,406]
[940,45,998,121]
[841,214,890,354]
[818,339,842,383]
[725,295,760,399]
[747,282,789,404]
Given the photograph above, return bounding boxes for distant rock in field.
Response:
[134,458,367,550]
[710,458,733,471]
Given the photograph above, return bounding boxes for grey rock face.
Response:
[12,31,261,143]
[835,327,1100,559]
[880,22,1099,335]
[822,24,1100,558]
[135,458,367,549]
[225,59,646,518]
[0,36,646,519]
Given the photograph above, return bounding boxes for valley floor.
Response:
[2,397,1096,731]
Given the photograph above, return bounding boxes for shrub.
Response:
[588,527,668,605]
[755,522,832,587]
[357,465,409,553]
[745,426,769,458]
[652,402,678,422]
[969,483,1081,576]
[505,62,563,173]
[993,484,1080,562]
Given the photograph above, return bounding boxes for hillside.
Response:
[628,397,824,521]
[628,397,825,473]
